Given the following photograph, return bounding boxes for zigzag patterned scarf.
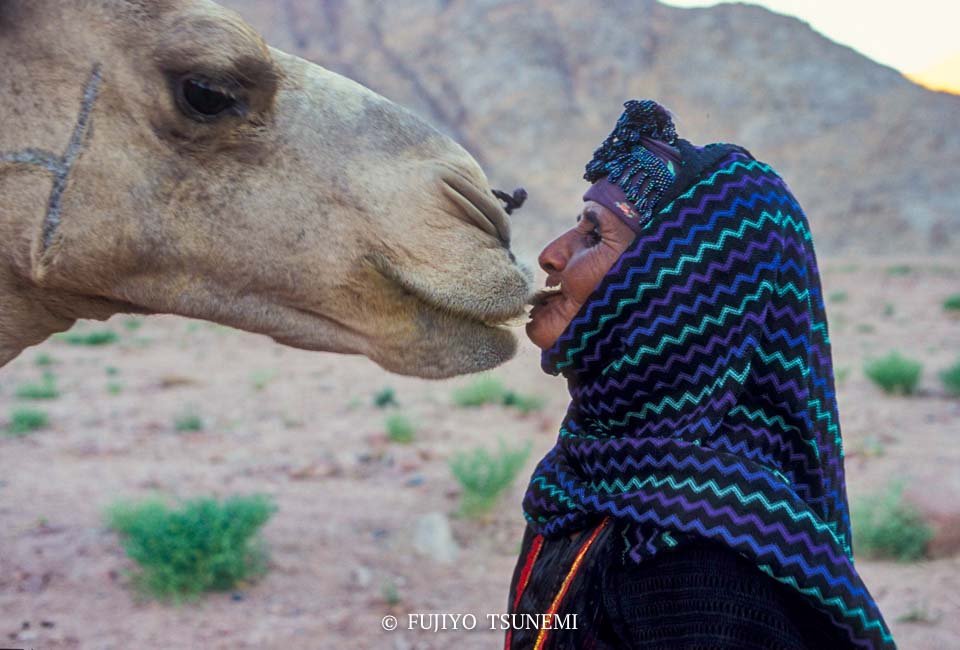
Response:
[522,139,895,648]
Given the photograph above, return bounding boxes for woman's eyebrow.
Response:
[577,210,601,227]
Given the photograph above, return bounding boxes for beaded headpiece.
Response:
[584,100,679,225]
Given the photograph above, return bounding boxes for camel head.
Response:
[0,0,534,378]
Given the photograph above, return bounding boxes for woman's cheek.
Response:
[569,250,611,303]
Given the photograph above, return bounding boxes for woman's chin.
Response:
[525,314,558,350]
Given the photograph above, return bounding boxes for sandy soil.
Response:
[1,257,958,650]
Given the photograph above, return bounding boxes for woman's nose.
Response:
[538,235,569,275]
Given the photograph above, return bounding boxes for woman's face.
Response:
[526,200,637,350]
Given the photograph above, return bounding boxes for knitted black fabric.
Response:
[505,520,849,650]
[602,531,851,649]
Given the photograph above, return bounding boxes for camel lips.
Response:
[527,286,563,310]
[500,312,533,328]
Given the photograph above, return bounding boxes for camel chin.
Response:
[263,302,523,380]
[368,286,529,380]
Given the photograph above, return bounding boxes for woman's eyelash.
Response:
[584,227,602,246]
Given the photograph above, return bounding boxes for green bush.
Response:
[452,376,546,415]
[7,407,50,436]
[940,358,960,396]
[851,481,932,562]
[944,294,960,312]
[15,372,59,399]
[250,369,277,392]
[886,265,912,276]
[173,409,204,433]
[373,387,398,409]
[452,375,506,407]
[60,329,119,346]
[385,413,415,443]
[502,390,547,415]
[449,440,531,517]
[381,580,402,606]
[827,290,848,303]
[34,352,55,367]
[106,495,276,601]
[864,352,923,395]
[895,602,938,624]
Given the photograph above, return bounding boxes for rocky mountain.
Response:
[222,0,960,256]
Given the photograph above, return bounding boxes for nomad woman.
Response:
[506,101,894,649]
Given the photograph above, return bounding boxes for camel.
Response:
[0,0,533,379]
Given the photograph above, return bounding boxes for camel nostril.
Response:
[440,172,511,246]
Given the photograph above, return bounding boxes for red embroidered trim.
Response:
[533,518,610,650]
[505,533,545,650]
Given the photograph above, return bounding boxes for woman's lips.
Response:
[527,288,564,317]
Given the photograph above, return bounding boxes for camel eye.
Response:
[176,77,242,121]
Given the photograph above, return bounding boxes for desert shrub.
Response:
[385,413,415,443]
[452,376,546,415]
[449,440,531,517]
[851,481,932,562]
[60,329,119,346]
[895,601,939,624]
[106,495,276,601]
[502,390,547,415]
[34,352,55,367]
[173,409,204,432]
[249,369,277,392]
[7,407,49,436]
[886,265,912,276]
[851,435,885,458]
[827,290,848,303]
[864,352,922,395]
[381,580,402,606]
[452,375,506,407]
[15,372,59,399]
[373,387,398,408]
[944,294,960,312]
[940,358,960,396]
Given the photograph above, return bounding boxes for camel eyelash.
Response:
[172,74,248,123]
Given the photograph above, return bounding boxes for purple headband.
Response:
[583,179,645,234]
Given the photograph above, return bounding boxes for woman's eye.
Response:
[584,228,602,247]
[176,77,241,121]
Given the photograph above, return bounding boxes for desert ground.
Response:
[2,257,959,650]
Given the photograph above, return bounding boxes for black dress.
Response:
[504,518,851,650]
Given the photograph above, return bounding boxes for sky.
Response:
[662,0,958,74]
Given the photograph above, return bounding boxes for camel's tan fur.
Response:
[0,0,533,378]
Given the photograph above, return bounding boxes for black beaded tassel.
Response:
[584,100,679,224]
